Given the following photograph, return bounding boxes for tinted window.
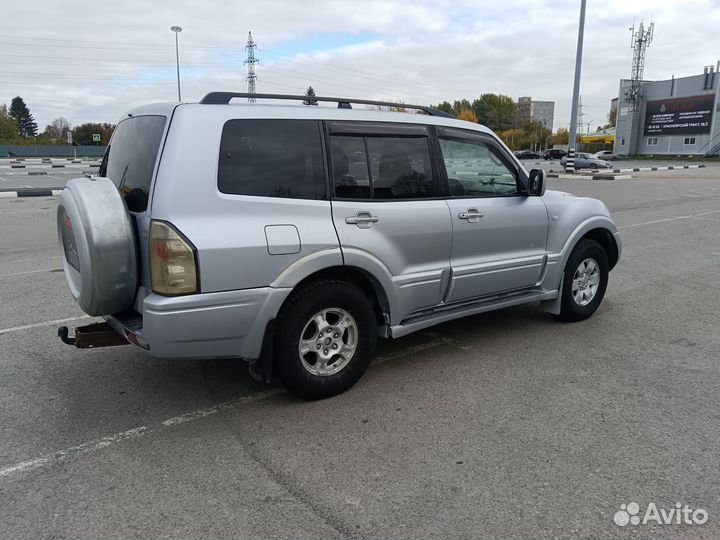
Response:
[330,134,435,200]
[439,137,519,196]
[331,136,371,199]
[218,120,326,199]
[367,137,435,199]
[102,115,167,211]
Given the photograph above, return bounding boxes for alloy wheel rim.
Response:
[298,308,358,376]
[572,257,600,306]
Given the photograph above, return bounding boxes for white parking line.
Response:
[6,256,60,265]
[0,268,61,279]
[0,335,456,478]
[0,316,92,336]
[619,209,720,229]
[0,427,150,478]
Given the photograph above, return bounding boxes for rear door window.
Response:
[101,115,167,211]
[218,120,326,199]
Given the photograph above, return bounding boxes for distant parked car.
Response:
[560,152,612,170]
[515,150,541,160]
[593,150,617,161]
[543,149,567,160]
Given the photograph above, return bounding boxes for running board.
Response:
[390,289,557,339]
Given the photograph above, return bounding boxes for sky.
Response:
[1,0,719,133]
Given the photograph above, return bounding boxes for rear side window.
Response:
[330,134,435,200]
[101,115,167,211]
[218,120,326,199]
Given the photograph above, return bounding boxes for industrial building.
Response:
[515,96,555,131]
[614,65,720,156]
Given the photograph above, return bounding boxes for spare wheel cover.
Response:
[57,177,138,316]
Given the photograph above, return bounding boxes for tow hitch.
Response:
[58,322,129,349]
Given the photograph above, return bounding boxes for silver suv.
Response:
[57,93,621,399]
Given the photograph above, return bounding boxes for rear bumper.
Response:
[106,287,292,359]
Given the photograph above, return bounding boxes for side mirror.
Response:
[528,169,546,196]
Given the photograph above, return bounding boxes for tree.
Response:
[434,101,453,114]
[9,96,38,138]
[472,94,516,132]
[0,104,21,144]
[552,128,569,145]
[457,107,478,123]
[44,117,72,140]
[608,107,617,127]
[303,86,318,106]
[71,123,115,145]
[497,128,525,150]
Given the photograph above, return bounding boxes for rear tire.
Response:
[275,280,377,400]
[555,239,609,322]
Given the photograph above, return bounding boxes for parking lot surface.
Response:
[1,170,719,538]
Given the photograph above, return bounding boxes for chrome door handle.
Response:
[458,209,485,222]
[345,212,379,228]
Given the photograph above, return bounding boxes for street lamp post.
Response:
[566,0,586,172]
[170,25,182,102]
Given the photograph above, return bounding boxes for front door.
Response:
[327,122,452,321]
[437,128,549,303]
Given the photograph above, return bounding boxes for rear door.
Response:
[438,127,549,303]
[328,122,452,320]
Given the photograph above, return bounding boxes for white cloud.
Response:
[0,0,718,132]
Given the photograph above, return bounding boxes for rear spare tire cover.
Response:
[57,177,137,316]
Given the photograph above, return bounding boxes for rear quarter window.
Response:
[100,115,167,212]
[217,119,326,199]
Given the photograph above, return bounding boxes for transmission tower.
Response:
[628,21,654,111]
[576,95,585,134]
[244,31,259,103]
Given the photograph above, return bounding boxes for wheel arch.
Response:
[580,227,619,270]
[285,266,392,332]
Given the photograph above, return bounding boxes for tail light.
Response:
[149,220,198,295]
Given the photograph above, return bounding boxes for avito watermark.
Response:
[614,502,708,527]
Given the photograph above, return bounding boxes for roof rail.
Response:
[198,92,455,118]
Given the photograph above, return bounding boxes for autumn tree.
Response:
[608,108,617,127]
[303,86,318,106]
[456,107,478,123]
[9,96,38,138]
[552,128,569,145]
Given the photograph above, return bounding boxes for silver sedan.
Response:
[560,152,612,170]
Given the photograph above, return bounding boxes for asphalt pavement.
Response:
[1,170,719,538]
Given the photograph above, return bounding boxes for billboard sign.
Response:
[644,94,714,135]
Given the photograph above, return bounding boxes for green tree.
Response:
[303,86,319,106]
[71,123,115,145]
[0,104,21,144]
[9,96,38,138]
[472,94,516,132]
[434,101,453,114]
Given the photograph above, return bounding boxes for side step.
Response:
[58,322,129,348]
[391,289,557,339]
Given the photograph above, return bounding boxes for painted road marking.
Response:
[0,336,456,478]
[0,316,92,336]
[0,427,150,478]
[0,268,62,279]
[619,209,720,229]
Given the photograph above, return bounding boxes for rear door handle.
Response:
[458,209,485,223]
[345,212,379,229]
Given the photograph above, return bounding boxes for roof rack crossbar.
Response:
[198,92,455,118]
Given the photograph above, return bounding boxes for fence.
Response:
[0,145,107,158]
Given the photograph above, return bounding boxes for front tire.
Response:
[275,279,377,400]
[556,239,609,322]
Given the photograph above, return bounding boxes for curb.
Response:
[547,173,632,180]
[609,164,706,173]
[0,189,63,198]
